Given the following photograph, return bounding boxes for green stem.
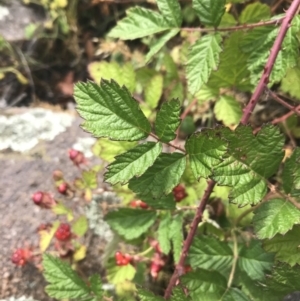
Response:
[227,229,238,288]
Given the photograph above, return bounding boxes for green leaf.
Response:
[138,289,164,301]
[89,274,103,298]
[75,80,151,141]
[213,125,285,206]
[169,213,183,263]
[145,29,179,63]
[129,153,186,198]
[72,216,89,237]
[104,142,162,185]
[139,193,176,209]
[145,74,164,109]
[189,236,233,274]
[263,225,300,266]
[106,263,136,285]
[156,0,182,26]
[158,212,172,254]
[105,208,157,240]
[186,128,227,179]
[214,95,242,126]
[239,3,270,24]
[108,7,170,40]
[187,33,222,95]
[171,287,192,301]
[281,64,300,100]
[192,0,226,27]
[93,139,137,163]
[238,240,274,281]
[253,198,300,239]
[43,254,91,299]
[282,147,300,196]
[155,99,181,142]
[75,170,97,189]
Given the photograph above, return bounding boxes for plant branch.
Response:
[240,0,300,125]
[148,132,186,153]
[227,229,238,288]
[164,180,216,299]
[181,17,284,33]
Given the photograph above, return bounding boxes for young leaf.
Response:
[281,65,300,100]
[145,29,179,63]
[105,208,157,240]
[239,3,270,24]
[263,226,300,266]
[282,147,300,196]
[72,216,89,237]
[128,153,186,198]
[187,33,222,95]
[138,288,164,301]
[108,7,170,40]
[89,274,103,298]
[156,0,182,27]
[145,74,164,109]
[169,213,184,263]
[74,80,151,141]
[43,254,91,299]
[171,287,192,301]
[186,128,227,179]
[154,99,181,143]
[213,125,285,206]
[106,263,136,285]
[104,142,162,185]
[189,236,233,274]
[158,212,172,254]
[192,0,226,27]
[214,95,242,126]
[252,198,300,239]
[139,193,176,209]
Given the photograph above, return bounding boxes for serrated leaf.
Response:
[140,193,176,209]
[193,0,226,27]
[282,147,300,196]
[157,0,182,26]
[145,74,164,109]
[238,240,274,281]
[108,7,170,40]
[158,212,172,254]
[186,128,227,179]
[81,170,98,189]
[138,289,164,301]
[72,216,88,237]
[222,288,251,301]
[104,142,162,185]
[253,198,300,239]
[214,95,242,126]
[128,152,186,198]
[281,65,300,100]
[105,208,157,240]
[187,33,222,95]
[171,287,192,301]
[89,274,103,298]
[213,125,285,206]
[170,213,183,263]
[263,225,300,266]
[93,139,137,163]
[52,202,73,221]
[74,80,151,141]
[239,3,270,24]
[43,254,91,299]
[106,264,136,285]
[154,99,181,142]
[145,29,179,63]
[189,236,233,274]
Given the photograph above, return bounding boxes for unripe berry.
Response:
[53,170,64,181]
[57,182,68,194]
[55,223,71,241]
[68,149,85,166]
[32,191,43,205]
[130,200,149,209]
[11,248,31,267]
[31,191,56,209]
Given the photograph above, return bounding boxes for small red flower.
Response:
[55,223,72,241]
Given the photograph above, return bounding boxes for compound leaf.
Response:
[193,0,226,27]
[105,208,157,240]
[156,0,182,26]
[263,226,300,266]
[253,198,300,239]
[75,80,151,141]
[155,99,181,142]
[43,254,91,299]
[187,33,222,95]
[186,128,227,179]
[129,153,186,198]
[108,7,170,40]
[282,147,300,196]
[104,142,162,185]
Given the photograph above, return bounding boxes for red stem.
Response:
[240,0,300,125]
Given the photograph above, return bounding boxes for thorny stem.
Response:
[272,105,300,124]
[240,0,300,125]
[164,180,216,299]
[164,1,300,298]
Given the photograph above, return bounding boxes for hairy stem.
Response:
[164,180,216,299]
[240,0,300,125]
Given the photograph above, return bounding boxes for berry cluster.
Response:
[11,248,32,267]
[172,184,188,202]
[129,199,149,209]
[115,251,132,266]
[55,223,72,241]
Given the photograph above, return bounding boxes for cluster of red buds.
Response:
[32,191,56,209]
[115,251,132,266]
[129,199,149,209]
[11,248,32,267]
[149,240,165,279]
[172,184,188,202]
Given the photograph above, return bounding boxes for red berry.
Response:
[173,184,187,202]
[31,191,56,208]
[68,149,85,166]
[11,249,31,267]
[32,191,43,205]
[139,201,149,209]
[150,262,162,278]
[55,223,71,241]
[130,200,149,209]
[57,182,68,194]
[173,184,185,194]
[115,252,131,266]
